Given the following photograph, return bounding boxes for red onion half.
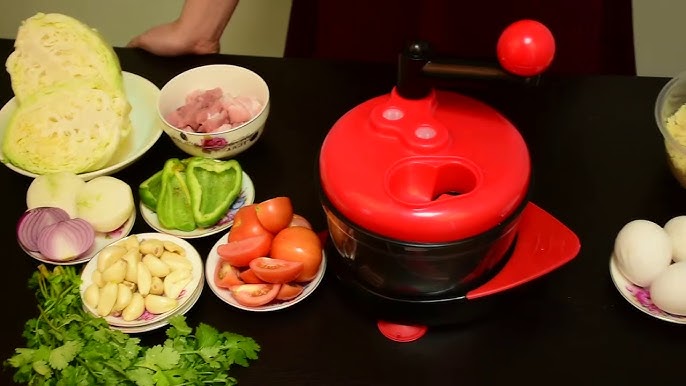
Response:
[16,207,70,252]
[35,218,95,261]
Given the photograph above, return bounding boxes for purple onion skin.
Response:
[36,218,95,261]
[16,207,70,252]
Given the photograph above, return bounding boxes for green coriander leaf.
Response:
[167,315,192,338]
[7,347,36,367]
[198,346,221,360]
[221,333,261,362]
[128,367,155,386]
[10,363,34,384]
[152,370,172,386]
[57,365,94,386]
[9,264,261,386]
[32,359,52,377]
[195,323,219,347]
[142,345,180,370]
[49,340,82,369]
[34,345,52,362]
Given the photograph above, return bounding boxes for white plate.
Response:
[80,233,204,328]
[0,71,164,181]
[22,210,136,266]
[140,171,255,239]
[609,254,686,324]
[205,231,327,312]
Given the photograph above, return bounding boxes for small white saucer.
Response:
[22,210,136,266]
[609,254,686,324]
[205,230,327,312]
[140,171,255,239]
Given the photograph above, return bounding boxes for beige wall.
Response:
[0,0,292,57]
[1,1,684,77]
[632,0,686,77]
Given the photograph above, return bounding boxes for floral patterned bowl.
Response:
[157,64,270,159]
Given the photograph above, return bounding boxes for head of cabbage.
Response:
[2,80,130,175]
[5,12,123,103]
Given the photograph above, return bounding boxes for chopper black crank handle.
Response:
[397,19,556,99]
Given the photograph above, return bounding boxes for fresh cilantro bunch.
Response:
[5,265,260,385]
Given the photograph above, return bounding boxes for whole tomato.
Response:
[255,197,294,233]
[270,226,323,282]
[229,205,271,242]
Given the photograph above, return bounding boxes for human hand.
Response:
[127,21,220,56]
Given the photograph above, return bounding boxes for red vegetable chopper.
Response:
[317,20,580,340]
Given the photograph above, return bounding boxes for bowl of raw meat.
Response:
[158,64,270,159]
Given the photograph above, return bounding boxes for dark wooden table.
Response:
[1,38,685,385]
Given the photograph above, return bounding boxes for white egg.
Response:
[664,216,686,262]
[650,261,686,316]
[614,219,672,287]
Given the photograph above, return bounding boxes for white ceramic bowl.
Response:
[158,64,270,159]
[0,72,163,180]
[205,230,327,312]
[80,233,203,329]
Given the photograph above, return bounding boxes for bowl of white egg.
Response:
[610,216,686,323]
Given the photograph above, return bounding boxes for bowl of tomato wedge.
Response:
[204,197,327,311]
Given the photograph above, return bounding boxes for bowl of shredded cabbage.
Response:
[157,64,270,159]
[0,72,164,180]
[0,12,163,180]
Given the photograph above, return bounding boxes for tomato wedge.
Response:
[289,214,312,229]
[239,268,265,284]
[229,205,272,242]
[214,261,243,289]
[249,257,304,284]
[217,233,273,267]
[255,197,294,233]
[229,283,281,307]
[276,283,304,301]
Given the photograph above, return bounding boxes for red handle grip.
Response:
[497,19,556,77]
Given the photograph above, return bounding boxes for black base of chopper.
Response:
[325,239,528,327]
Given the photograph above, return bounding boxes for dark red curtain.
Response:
[286,0,635,75]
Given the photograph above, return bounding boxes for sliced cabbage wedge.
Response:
[2,80,129,175]
[5,12,123,103]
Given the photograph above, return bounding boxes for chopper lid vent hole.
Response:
[414,125,436,140]
[382,107,404,120]
[386,159,479,205]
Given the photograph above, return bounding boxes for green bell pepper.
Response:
[185,157,243,228]
[156,158,196,232]
[138,170,162,211]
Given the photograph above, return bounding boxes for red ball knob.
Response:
[497,19,555,77]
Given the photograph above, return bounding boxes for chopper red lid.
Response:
[319,88,530,243]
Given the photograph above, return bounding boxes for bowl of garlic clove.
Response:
[79,233,203,329]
